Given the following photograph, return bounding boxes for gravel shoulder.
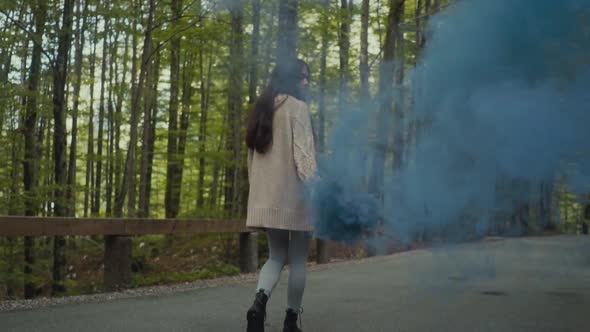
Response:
[0,254,388,312]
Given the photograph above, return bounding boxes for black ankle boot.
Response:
[283,308,302,332]
[247,290,268,332]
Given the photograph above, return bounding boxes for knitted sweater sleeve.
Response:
[291,103,318,182]
[247,148,253,179]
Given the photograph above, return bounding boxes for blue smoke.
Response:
[311,0,590,244]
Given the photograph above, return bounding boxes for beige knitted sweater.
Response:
[246,94,317,232]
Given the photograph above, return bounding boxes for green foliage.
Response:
[131,263,240,288]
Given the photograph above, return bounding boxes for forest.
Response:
[0,0,587,300]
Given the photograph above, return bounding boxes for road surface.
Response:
[1,235,588,331]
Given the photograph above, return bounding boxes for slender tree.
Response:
[116,0,155,218]
[338,0,353,108]
[414,0,422,57]
[209,135,226,210]
[360,0,371,105]
[93,7,110,216]
[18,1,47,299]
[52,0,75,295]
[248,0,261,104]
[84,15,98,217]
[21,0,48,299]
[106,25,119,216]
[114,32,131,215]
[420,0,431,48]
[42,110,51,215]
[197,47,213,209]
[175,50,194,213]
[165,0,183,218]
[145,51,161,215]
[277,0,298,61]
[225,0,244,216]
[2,9,26,296]
[127,1,140,217]
[392,2,405,172]
[138,46,158,217]
[67,0,89,217]
[368,0,405,200]
[262,0,278,82]
[318,0,329,152]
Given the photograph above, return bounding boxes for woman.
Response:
[245,58,317,332]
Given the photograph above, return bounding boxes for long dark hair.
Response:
[246,59,309,154]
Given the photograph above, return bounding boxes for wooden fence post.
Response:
[104,235,132,290]
[583,205,590,235]
[316,239,330,264]
[239,232,258,273]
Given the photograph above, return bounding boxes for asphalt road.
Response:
[1,235,589,332]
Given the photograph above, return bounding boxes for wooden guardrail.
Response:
[0,216,259,290]
[0,216,251,236]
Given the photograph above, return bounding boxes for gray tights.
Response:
[256,229,312,310]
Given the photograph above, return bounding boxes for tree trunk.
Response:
[174,51,194,214]
[360,0,370,105]
[8,82,22,298]
[22,0,47,299]
[93,11,110,216]
[406,0,423,166]
[147,53,161,210]
[338,0,352,108]
[116,0,155,218]
[262,0,278,83]
[197,48,213,209]
[43,115,51,215]
[8,20,20,299]
[277,0,298,61]
[52,0,75,295]
[318,0,329,152]
[114,33,130,215]
[1,4,25,104]
[138,42,154,218]
[420,0,431,49]
[165,0,182,219]
[368,0,404,198]
[357,0,372,185]
[314,0,332,263]
[366,0,405,256]
[209,137,226,211]
[392,2,405,172]
[139,49,160,217]
[248,0,261,104]
[0,6,15,84]
[106,26,120,216]
[414,0,422,58]
[67,0,89,217]
[122,3,137,218]
[225,1,245,217]
[84,16,99,218]
[127,4,140,217]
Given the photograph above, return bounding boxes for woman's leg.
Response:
[256,229,289,296]
[286,231,312,310]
